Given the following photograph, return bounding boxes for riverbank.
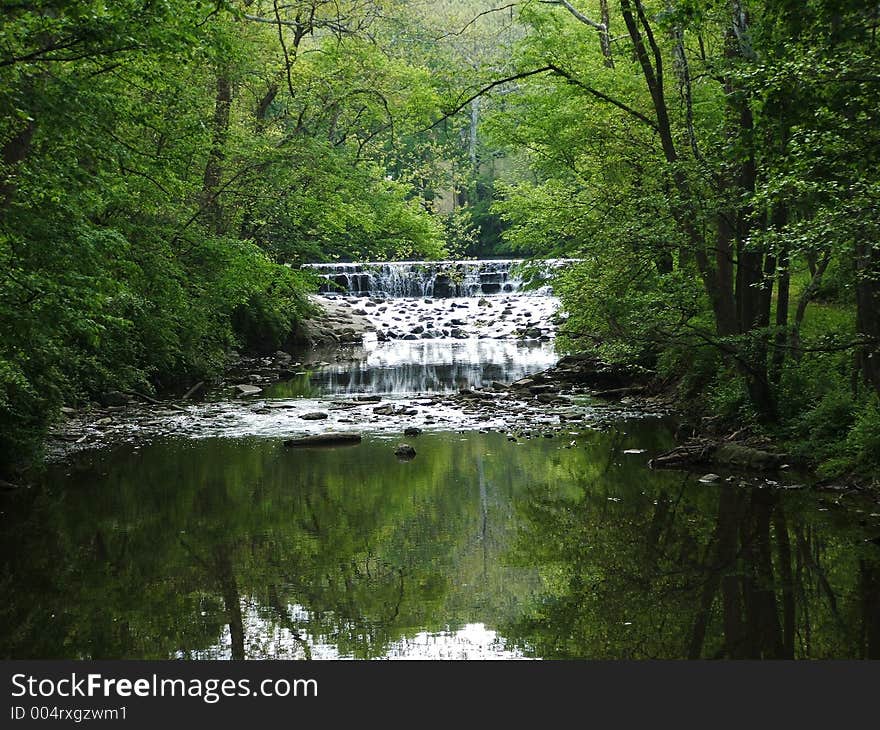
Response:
[22,288,876,506]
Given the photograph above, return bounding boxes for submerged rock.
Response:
[403,426,423,437]
[284,433,362,448]
[394,443,416,460]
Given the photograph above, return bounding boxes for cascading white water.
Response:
[303,259,571,298]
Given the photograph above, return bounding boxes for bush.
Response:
[845,398,880,476]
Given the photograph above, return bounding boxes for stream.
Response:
[2,260,879,659]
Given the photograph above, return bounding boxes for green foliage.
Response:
[845,398,880,477]
[0,1,453,474]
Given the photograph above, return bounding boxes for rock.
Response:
[699,473,722,483]
[284,433,362,448]
[234,384,262,396]
[511,378,535,389]
[374,404,396,416]
[460,389,495,400]
[274,351,293,365]
[592,386,649,400]
[537,393,570,404]
[100,391,129,407]
[478,297,490,307]
[299,412,329,420]
[433,275,453,297]
[394,443,416,460]
[490,381,508,391]
[404,426,423,437]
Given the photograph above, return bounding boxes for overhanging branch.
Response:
[540,0,607,32]
[424,65,658,132]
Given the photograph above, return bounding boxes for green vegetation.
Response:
[2,1,879,483]
[475,0,880,481]
[0,1,460,474]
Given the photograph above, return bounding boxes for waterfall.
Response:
[303,259,571,298]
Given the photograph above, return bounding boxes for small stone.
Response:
[394,443,416,460]
[404,426,423,437]
[699,473,721,483]
[300,412,329,420]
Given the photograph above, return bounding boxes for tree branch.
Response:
[434,3,521,41]
[547,63,658,130]
[425,65,657,132]
[540,1,606,31]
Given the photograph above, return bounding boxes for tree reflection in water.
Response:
[1,426,877,659]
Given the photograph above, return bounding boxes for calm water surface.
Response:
[2,425,878,659]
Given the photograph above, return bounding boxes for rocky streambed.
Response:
[43,286,873,500]
[47,352,668,453]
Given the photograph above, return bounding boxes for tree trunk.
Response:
[202,74,233,233]
[855,239,880,395]
[773,505,796,659]
[770,204,790,385]
[214,545,245,660]
[599,0,614,68]
[0,117,35,209]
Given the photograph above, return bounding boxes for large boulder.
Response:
[234,384,263,396]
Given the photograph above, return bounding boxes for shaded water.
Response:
[2,427,879,659]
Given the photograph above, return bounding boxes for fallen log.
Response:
[125,390,188,413]
[649,439,788,472]
[283,433,362,448]
[182,381,205,400]
[648,440,718,469]
[591,385,649,400]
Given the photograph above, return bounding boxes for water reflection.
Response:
[1,427,877,659]
[271,339,558,397]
